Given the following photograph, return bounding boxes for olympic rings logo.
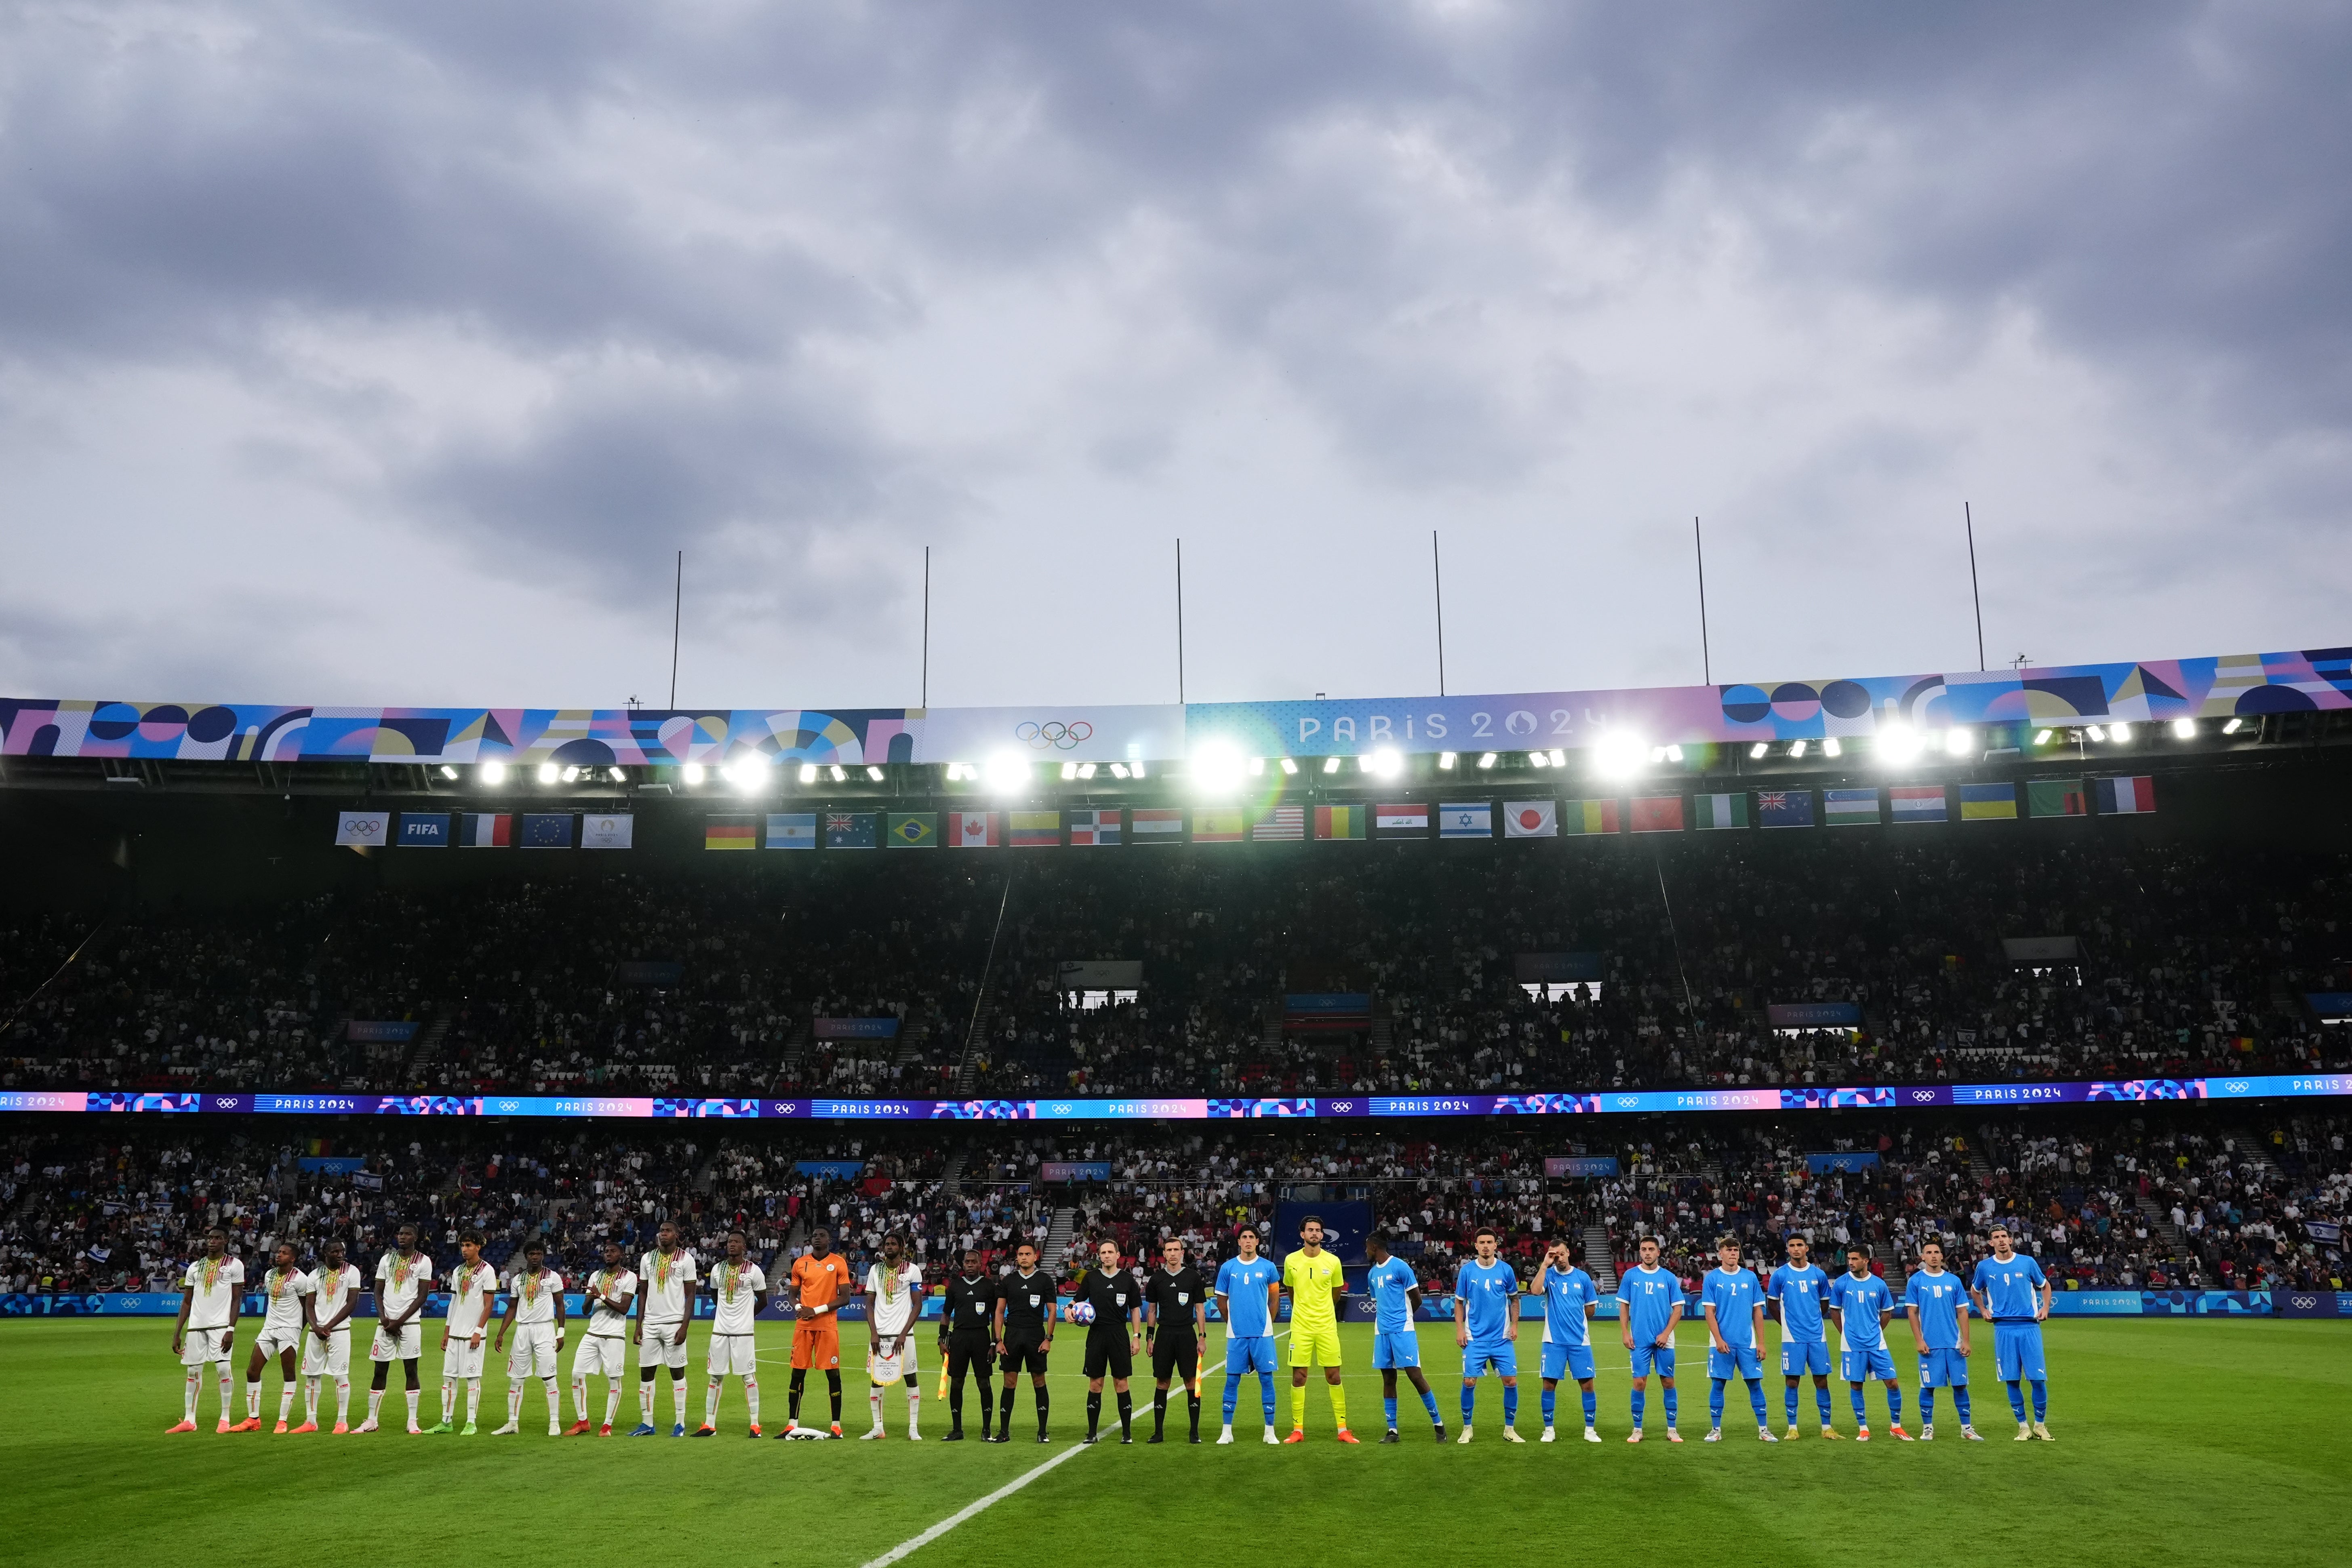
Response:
[1015,721,1093,750]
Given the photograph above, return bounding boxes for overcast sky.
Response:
[2,2,2346,713]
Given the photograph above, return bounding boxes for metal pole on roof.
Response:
[1965,502,1987,672]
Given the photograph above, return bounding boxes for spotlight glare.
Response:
[1944,728,1974,758]
[1279,757,1299,775]
[2222,717,2243,735]
[1190,743,1247,795]
[2170,718,2196,740]
[984,752,1030,794]
[1130,762,1147,779]
[1248,756,1265,776]
[1590,733,1645,779]
[2109,722,2132,742]
[1548,749,1566,768]
[798,763,819,784]
[1875,724,1923,764]
[1060,761,1078,781]
[1749,742,1769,760]
[738,758,769,795]
[1437,751,1457,770]
[1819,739,1838,758]
[1110,762,1130,779]
[2032,730,2053,745]
[1078,762,1097,779]
[1366,747,1403,779]
[830,764,847,783]
[682,763,705,786]
[438,764,458,781]
[867,765,885,782]
[1476,752,1497,769]
[480,761,508,785]
[1322,756,1341,774]
[1527,750,1548,769]
[1667,744,1685,762]
[536,762,559,785]
[2085,725,2107,743]
[1788,740,1807,759]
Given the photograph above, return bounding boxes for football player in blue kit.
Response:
[1362,1234,1444,1443]
[1903,1235,1982,1442]
[1213,1227,1282,1445]
[1969,1223,2055,1441]
[1615,1235,1684,1443]
[1826,1246,1910,1442]
[1453,1228,1523,1443]
[1698,1237,1776,1443]
[1530,1238,1602,1443]
[1767,1235,1838,1440]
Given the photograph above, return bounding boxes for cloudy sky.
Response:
[2,1,2346,713]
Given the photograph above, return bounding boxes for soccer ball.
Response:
[1066,1300,1096,1325]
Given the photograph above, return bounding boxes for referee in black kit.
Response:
[993,1241,1057,1442]
[939,1249,999,1441]
[1144,1236,1209,1443]
[1075,1238,1145,1444]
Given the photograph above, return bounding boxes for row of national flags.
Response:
[342,779,2158,851]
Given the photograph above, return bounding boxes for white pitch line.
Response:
[856,1442,1091,1568]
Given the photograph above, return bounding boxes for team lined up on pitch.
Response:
[166,1214,2059,1446]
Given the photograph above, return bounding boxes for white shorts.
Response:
[442,1335,488,1380]
[706,1333,759,1377]
[638,1322,690,1370]
[370,1322,422,1362]
[301,1330,352,1378]
[574,1334,629,1380]
[253,1324,304,1362]
[506,1323,560,1380]
[180,1327,236,1366]
[869,1336,919,1376]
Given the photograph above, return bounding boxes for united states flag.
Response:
[1252,806,1305,841]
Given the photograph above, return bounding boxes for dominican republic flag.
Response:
[1502,800,1556,838]
[1374,802,1430,838]
[1889,785,1947,823]
[1755,791,1810,829]
[1438,802,1492,839]
[1695,792,1750,830]
[1069,808,1120,846]
[520,812,574,848]
[1959,782,2017,821]
[1131,808,1184,843]
[1562,799,1619,836]
[459,812,513,848]
[1823,788,1879,827]
[1253,805,1305,841]
[766,812,817,849]
[948,811,999,848]
[825,812,877,849]
[580,812,634,850]
[1194,808,1246,842]
[1010,810,1061,848]
[1630,796,1684,833]
[2096,775,2156,815]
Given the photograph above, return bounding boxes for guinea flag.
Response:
[1313,804,1366,840]
[1561,799,1619,836]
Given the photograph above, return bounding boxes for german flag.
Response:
[704,816,757,850]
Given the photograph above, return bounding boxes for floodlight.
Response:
[1129,762,1147,779]
[439,764,459,781]
[1279,758,1300,775]
[1818,739,1838,759]
[1078,762,1097,779]
[1437,751,1457,770]
[1667,745,1685,762]
[830,764,848,783]
[1749,742,1769,759]
[867,765,885,782]
[1191,743,1247,794]
[2032,730,2053,746]
[2222,718,2243,735]
[2170,718,2195,740]
[537,763,560,784]
[1875,724,1923,764]
[682,763,705,786]
[738,758,770,795]
[480,761,508,785]
[1110,762,1130,779]
[2085,725,2107,742]
[1365,748,1403,779]
[798,763,819,783]
[1590,732,1645,779]
[1248,756,1265,776]
[1476,752,1497,768]
[1061,761,1078,781]
[1788,740,1808,759]
[1943,728,1974,758]
[1322,757,1341,774]
[985,752,1030,794]
[1527,751,1549,768]
[609,767,627,783]
[1549,749,1566,768]
[2109,722,2133,742]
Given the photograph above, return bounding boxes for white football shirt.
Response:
[708,1260,765,1335]
[181,1255,245,1330]
[585,1267,639,1336]
[865,1262,922,1337]
[374,1250,434,1318]
[637,1248,698,1322]
[510,1267,564,1326]
[258,1265,307,1332]
[301,1263,363,1327]
[444,1261,499,1337]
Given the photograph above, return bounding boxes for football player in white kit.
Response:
[361,1222,435,1434]
[691,1230,765,1438]
[629,1219,697,1436]
[233,1241,308,1432]
[569,1239,638,1436]
[166,1227,244,1433]
[860,1233,922,1440]
[431,1229,498,1434]
[297,1237,363,1433]
[492,1240,567,1435]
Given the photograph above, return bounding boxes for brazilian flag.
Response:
[887,811,939,849]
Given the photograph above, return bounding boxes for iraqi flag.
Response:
[2095,775,2156,815]
[1374,802,1430,838]
[949,811,1000,848]
[1503,800,1556,838]
[459,812,513,848]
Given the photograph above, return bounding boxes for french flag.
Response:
[458,812,512,848]
[2096,776,2156,815]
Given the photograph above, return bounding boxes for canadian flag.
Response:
[949,811,999,848]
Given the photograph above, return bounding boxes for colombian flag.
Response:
[704,816,756,850]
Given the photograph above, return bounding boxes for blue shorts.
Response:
[1463,1339,1518,1378]
[1708,1345,1763,1381]
[1224,1335,1276,1376]
[1916,1347,1969,1387]
[1993,1322,2047,1382]
[1540,1343,1596,1383]
[1628,1343,1676,1379]
[1372,1331,1421,1370]
[1841,1346,1897,1383]
[1780,1340,1831,1377]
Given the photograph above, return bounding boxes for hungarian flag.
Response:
[1959,783,2017,821]
[2028,779,2086,818]
[1561,799,1619,836]
[1313,804,1365,840]
[1502,800,1556,838]
[1194,808,1246,843]
[886,812,939,848]
[1131,808,1184,843]
[1889,785,1947,824]
[460,812,513,848]
[1253,806,1305,841]
[1374,802,1429,838]
[1694,793,1750,830]
[703,816,756,851]
[1069,808,1120,846]
[2095,775,2156,815]
[1630,796,1684,833]
[948,811,999,848]
[1010,811,1061,848]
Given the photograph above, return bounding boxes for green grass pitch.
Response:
[5,1318,2344,1567]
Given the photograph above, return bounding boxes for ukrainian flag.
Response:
[888,811,939,849]
[1960,783,2017,821]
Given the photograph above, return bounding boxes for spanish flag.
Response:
[704,816,757,850]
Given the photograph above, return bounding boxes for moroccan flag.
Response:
[948,811,999,848]
[2095,775,2156,815]
[1561,799,1620,836]
[1630,796,1684,833]
[1959,783,2017,821]
[1010,810,1061,848]
[886,812,939,848]
[703,816,756,850]
[1313,804,1366,840]
[1693,792,1750,830]
[2028,779,2086,819]
[1194,808,1246,843]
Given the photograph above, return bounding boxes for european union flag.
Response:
[520,812,574,848]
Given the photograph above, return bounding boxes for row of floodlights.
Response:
[430,716,2236,798]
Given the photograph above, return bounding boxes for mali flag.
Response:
[1312,804,1366,840]
[1561,798,1621,835]
[887,812,939,848]
[704,816,756,851]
